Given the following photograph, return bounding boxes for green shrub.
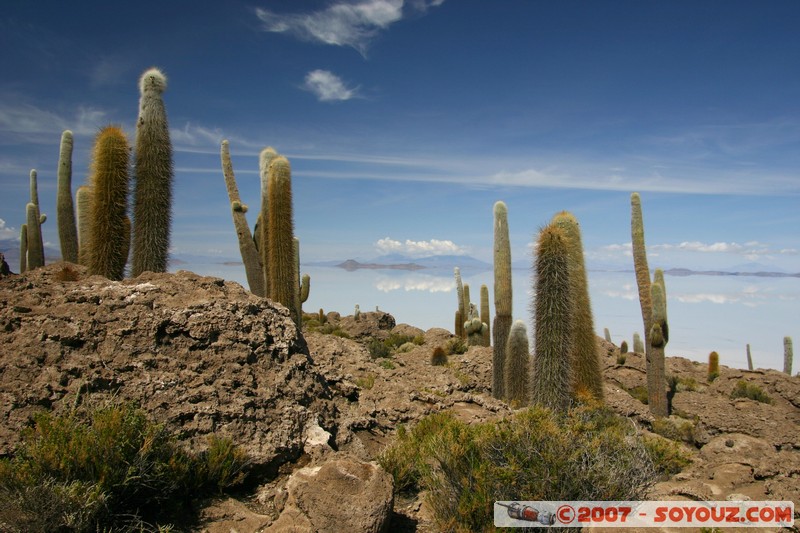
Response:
[651,417,697,444]
[444,337,467,355]
[355,374,376,390]
[379,359,396,370]
[379,405,657,532]
[627,385,649,404]
[0,402,249,532]
[642,435,692,478]
[676,376,699,392]
[367,338,391,359]
[730,380,773,404]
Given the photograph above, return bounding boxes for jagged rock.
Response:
[268,457,394,533]
[0,263,335,472]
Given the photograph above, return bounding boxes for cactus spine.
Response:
[26,203,45,269]
[784,336,793,375]
[530,224,573,413]
[633,332,644,354]
[57,130,79,263]
[266,156,296,314]
[504,319,531,406]
[746,343,754,371]
[76,186,93,266]
[221,140,265,296]
[648,278,668,417]
[19,225,27,273]
[132,67,173,276]
[87,126,130,281]
[492,201,513,400]
[480,284,491,347]
[552,211,603,401]
[708,351,720,382]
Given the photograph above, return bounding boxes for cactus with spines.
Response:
[76,186,93,266]
[30,169,40,208]
[620,341,628,354]
[221,140,264,296]
[454,267,466,338]
[19,225,27,273]
[633,332,644,354]
[552,211,603,401]
[504,319,531,406]
[708,351,720,382]
[354,304,361,321]
[57,130,79,263]
[26,204,45,269]
[480,284,491,347]
[648,279,668,417]
[785,337,793,375]
[431,346,448,366]
[631,193,653,352]
[464,303,487,346]
[492,201,513,400]
[266,156,296,314]
[87,126,130,281]
[257,146,277,294]
[530,224,573,413]
[454,310,462,338]
[132,67,173,276]
[746,344,754,371]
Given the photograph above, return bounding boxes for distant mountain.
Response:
[664,267,799,278]
[367,254,491,270]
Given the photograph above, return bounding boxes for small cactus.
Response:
[708,351,720,382]
[354,304,361,321]
[785,337,793,376]
[604,328,612,342]
[480,284,491,347]
[620,340,628,354]
[431,346,448,366]
[530,224,573,413]
[746,343,754,371]
[132,67,173,276]
[633,332,644,354]
[504,320,531,406]
[25,203,45,270]
[57,130,79,263]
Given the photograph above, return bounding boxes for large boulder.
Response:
[0,263,335,472]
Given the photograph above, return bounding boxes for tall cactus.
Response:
[505,319,531,406]
[631,193,653,348]
[552,211,603,401]
[132,67,173,276]
[648,278,668,416]
[266,156,296,314]
[76,186,93,266]
[258,146,277,295]
[785,336,793,375]
[530,224,573,413]
[25,203,45,269]
[221,140,264,296]
[480,284,491,347]
[87,126,130,281]
[454,267,466,338]
[492,201,513,400]
[57,130,79,263]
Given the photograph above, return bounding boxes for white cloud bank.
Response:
[376,237,465,257]
[303,70,360,102]
[256,0,445,56]
[0,218,17,240]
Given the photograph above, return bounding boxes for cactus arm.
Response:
[220,140,265,296]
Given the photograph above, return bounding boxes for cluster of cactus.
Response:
[19,170,47,272]
[492,201,513,400]
[453,268,489,347]
[630,193,668,417]
[18,67,174,281]
[464,303,487,346]
[221,144,310,324]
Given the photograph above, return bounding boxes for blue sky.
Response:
[2,0,800,273]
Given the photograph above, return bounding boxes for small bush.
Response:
[642,435,692,478]
[444,337,467,355]
[627,385,649,404]
[378,359,395,370]
[367,338,391,359]
[55,264,80,282]
[651,417,697,444]
[0,402,249,532]
[676,376,699,392]
[430,347,448,366]
[379,405,657,532]
[355,374,376,390]
[730,380,773,404]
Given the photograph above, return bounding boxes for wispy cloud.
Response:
[303,70,360,102]
[0,99,109,141]
[0,218,18,241]
[255,0,445,56]
[375,236,465,257]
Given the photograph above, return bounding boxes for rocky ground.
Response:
[0,263,798,532]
